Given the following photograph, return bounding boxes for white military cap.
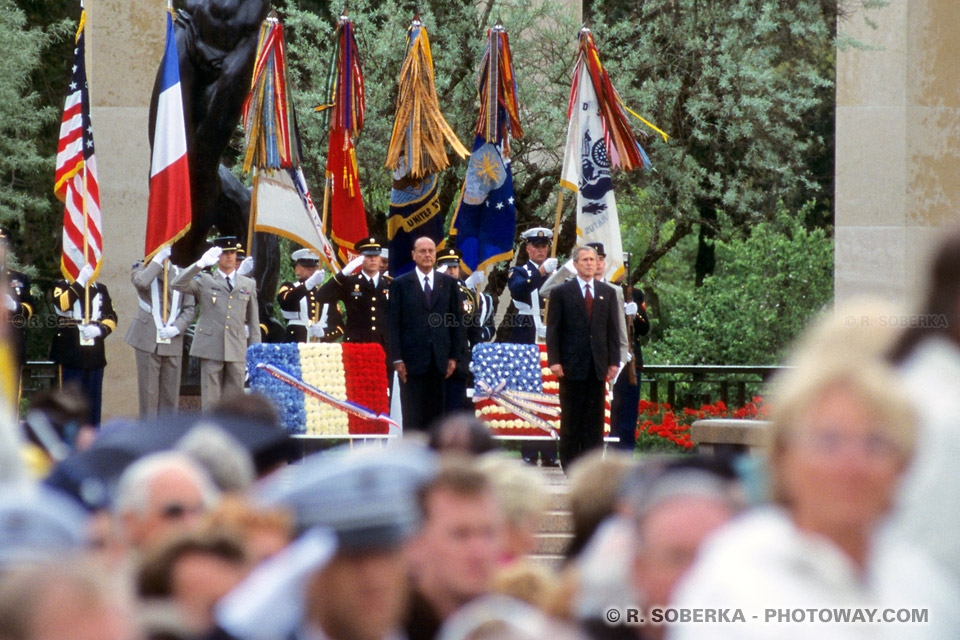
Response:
[258,443,436,550]
[520,227,553,243]
[0,484,87,568]
[291,248,320,263]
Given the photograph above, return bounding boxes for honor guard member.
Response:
[49,263,118,426]
[0,227,35,374]
[508,227,558,466]
[277,248,343,343]
[507,227,559,344]
[124,246,197,418]
[329,237,391,377]
[172,237,260,410]
[437,248,494,411]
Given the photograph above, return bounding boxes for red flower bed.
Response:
[635,396,769,452]
[341,343,390,434]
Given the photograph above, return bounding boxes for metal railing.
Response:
[640,365,788,408]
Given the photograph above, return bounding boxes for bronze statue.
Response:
[148,0,279,300]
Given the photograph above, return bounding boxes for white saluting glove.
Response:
[152,246,172,265]
[436,264,448,274]
[76,264,94,287]
[158,326,180,340]
[79,324,102,340]
[197,246,222,269]
[308,319,328,338]
[464,269,485,290]
[304,269,326,290]
[624,301,638,316]
[342,255,364,276]
[563,259,577,275]
[543,258,559,274]
[3,295,16,312]
[237,256,255,276]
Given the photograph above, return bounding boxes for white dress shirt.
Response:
[417,268,434,293]
[218,269,235,289]
[576,275,594,299]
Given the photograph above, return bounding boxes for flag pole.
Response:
[550,190,565,258]
[162,260,169,324]
[82,163,90,324]
[321,175,331,235]
[247,167,259,255]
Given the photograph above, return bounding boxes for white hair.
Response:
[176,423,255,493]
[113,451,220,516]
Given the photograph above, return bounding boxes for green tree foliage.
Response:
[650,203,833,365]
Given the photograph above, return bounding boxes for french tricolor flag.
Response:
[145,10,191,260]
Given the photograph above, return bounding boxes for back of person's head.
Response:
[565,450,635,560]
[476,454,548,528]
[429,412,497,456]
[136,528,247,600]
[176,425,255,493]
[0,560,135,640]
[419,455,493,518]
[208,393,295,476]
[210,392,279,428]
[114,452,218,518]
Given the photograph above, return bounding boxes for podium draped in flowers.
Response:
[247,343,390,435]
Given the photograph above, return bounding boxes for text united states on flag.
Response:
[54,12,101,282]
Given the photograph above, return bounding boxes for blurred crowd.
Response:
[5,238,960,640]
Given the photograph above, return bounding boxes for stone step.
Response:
[539,510,574,534]
[525,554,565,570]
[546,486,570,511]
[535,532,573,556]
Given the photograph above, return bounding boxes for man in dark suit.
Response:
[546,245,620,469]
[388,237,462,432]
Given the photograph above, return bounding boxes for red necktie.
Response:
[585,284,593,318]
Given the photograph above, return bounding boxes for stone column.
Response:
[835,1,960,306]
[85,0,165,421]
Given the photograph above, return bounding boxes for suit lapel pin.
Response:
[212,295,217,305]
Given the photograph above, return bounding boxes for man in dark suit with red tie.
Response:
[546,245,621,470]
[388,237,462,432]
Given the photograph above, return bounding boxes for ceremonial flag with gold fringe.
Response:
[325,15,367,262]
[243,13,338,270]
[386,19,468,276]
[54,7,101,283]
[560,29,663,282]
[145,7,192,261]
[450,23,522,275]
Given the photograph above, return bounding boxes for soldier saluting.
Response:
[172,236,259,410]
[329,237,391,379]
[0,227,35,375]
[277,249,343,343]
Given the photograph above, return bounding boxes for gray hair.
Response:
[113,451,220,517]
[176,424,255,493]
[572,245,598,262]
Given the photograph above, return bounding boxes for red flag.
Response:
[326,17,367,261]
[54,10,101,282]
[144,10,192,259]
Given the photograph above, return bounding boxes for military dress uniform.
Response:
[277,281,343,343]
[124,259,197,417]
[49,278,118,426]
[6,269,34,370]
[329,238,392,380]
[171,239,260,410]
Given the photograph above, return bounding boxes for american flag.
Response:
[54,10,101,282]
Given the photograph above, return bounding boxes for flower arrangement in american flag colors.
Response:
[247,343,389,435]
[472,343,610,436]
[54,7,101,281]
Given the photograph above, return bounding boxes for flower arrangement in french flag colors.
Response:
[472,343,610,436]
[247,343,389,435]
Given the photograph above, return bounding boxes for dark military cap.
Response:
[212,236,242,251]
[437,247,462,266]
[586,242,606,257]
[355,237,383,256]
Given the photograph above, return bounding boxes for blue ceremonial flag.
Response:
[450,131,516,274]
[449,24,522,275]
[387,170,443,276]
